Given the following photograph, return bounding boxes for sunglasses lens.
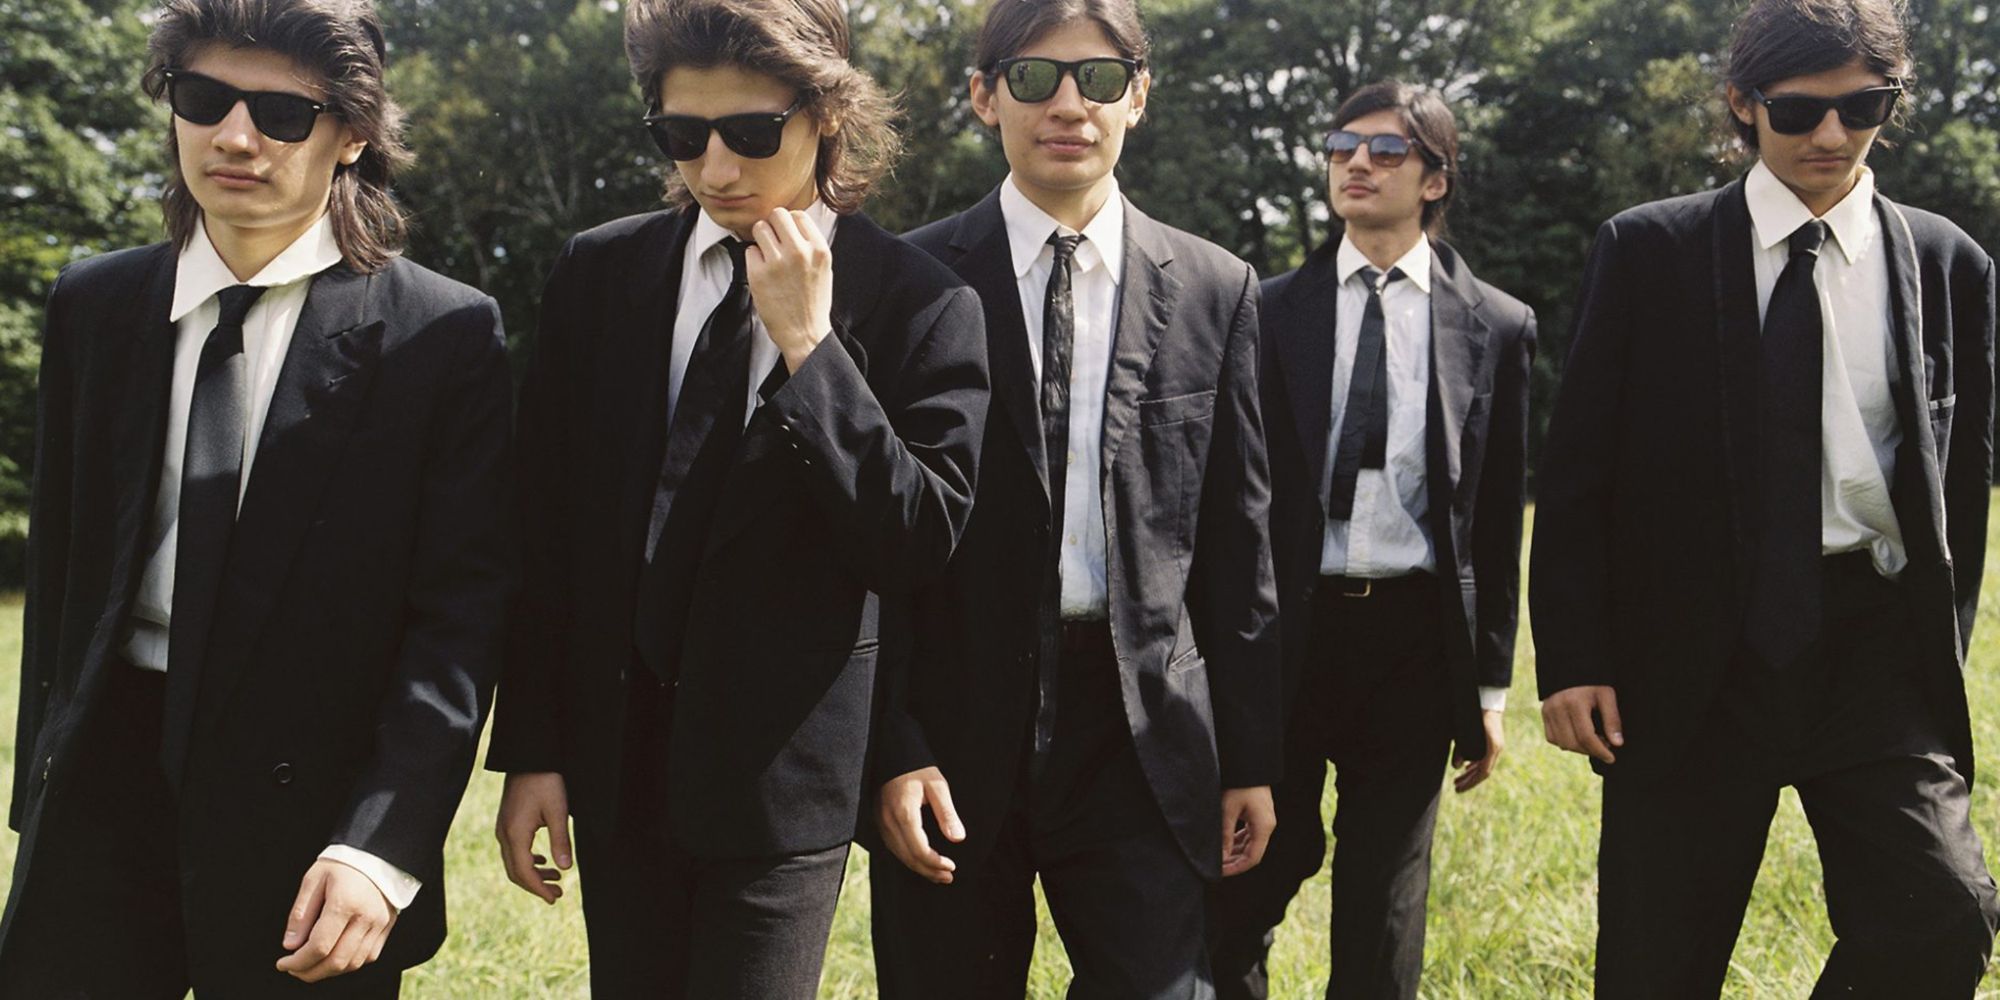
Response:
[1839,89,1898,129]
[1764,97,1826,135]
[1004,60,1061,103]
[170,75,236,126]
[251,94,321,143]
[1368,135,1412,167]
[645,118,706,160]
[718,117,786,159]
[1075,60,1131,103]
[1325,130,1362,161]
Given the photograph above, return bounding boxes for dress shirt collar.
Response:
[690,200,840,269]
[1334,232,1432,295]
[1746,159,1877,266]
[171,212,343,322]
[999,174,1125,287]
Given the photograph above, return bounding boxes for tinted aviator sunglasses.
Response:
[993,57,1143,104]
[1747,83,1902,135]
[164,69,332,143]
[1324,129,1440,169]
[642,99,804,161]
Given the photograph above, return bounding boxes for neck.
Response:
[1017,175,1115,233]
[1344,222,1425,272]
[204,211,322,283]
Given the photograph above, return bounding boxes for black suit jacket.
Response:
[1531,177,1995,780]
[6,244,514,972]
[486,207,988,858]
[1260,238,1536,759]
[877,188,1282,880]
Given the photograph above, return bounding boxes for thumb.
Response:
[544,802,574,870]
[283,866,327,949]
[1598,689,1626,746]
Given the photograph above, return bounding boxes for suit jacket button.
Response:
[272,762,294,785]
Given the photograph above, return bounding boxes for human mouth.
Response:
[204,167,264,190]
[1040,135,1093,155]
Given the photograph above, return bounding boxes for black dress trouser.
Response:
[575,669,849,1000]
[1206,574,1452,1000]
[872,624,1214,999]
[1596,554,2000,999]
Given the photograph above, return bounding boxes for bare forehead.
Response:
[181,43,329,101]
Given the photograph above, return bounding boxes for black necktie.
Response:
[1746,220,1827,669]
[635,238,755,680]
[1326,266,1404,521]
[163,283,266,771]
[1041,233,1084,537]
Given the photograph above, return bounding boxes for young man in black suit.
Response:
[0,1,513,996]
[1207,81,1535,1000]
[870,0,1281,995]
[1534,0,1999,994]
[485,0,988,996]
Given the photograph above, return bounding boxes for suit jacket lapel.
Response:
[618,210,699,578]
[105,246,180,630]
[953,191,1048,504]
[1273,244,1341,503]
[1713,179,1763,588]
[1874,194,1948,559]
[189,264,380,732]
[1428,242,1492,499]
[1100,200,1181,476]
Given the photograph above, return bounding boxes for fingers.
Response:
[497,807,562,903]
[1566,696,1616,763]
[1220,790,1276,877]
[925,774,966,844]
[1597,689,1626,749]
[1218,797,1245,871]
[281,866,327,952]
[877,775,956,884]
[275,902,346,977]
[277,866,397,982]
[543,798,574,872]
[1453,753,1494,793]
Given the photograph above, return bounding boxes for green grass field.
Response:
[3,495,1999,997]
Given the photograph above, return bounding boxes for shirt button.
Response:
[272,762,294,786]
[1066,450,1075,464]
[1068,534,1079,545]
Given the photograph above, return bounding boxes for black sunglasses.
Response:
[1747,84,1902,135]
[992,57,1143,104]
[164,69,332,144]
[1324,130,1439,170]
[642,99,805,161]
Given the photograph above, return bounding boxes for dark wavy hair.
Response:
[1726,0,1912,150]
[1332,80,1461,236]
[972,0,1151,76]
[142,0,411,273]
[625,0,901,214]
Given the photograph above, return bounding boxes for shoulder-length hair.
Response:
[625,0,901,214]
[141,0,412,273]
[1725,0,1912,150]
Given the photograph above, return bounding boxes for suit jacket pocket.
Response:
[1930,394,1956,476]
[1138,389,1217,426]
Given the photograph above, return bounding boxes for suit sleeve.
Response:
[1471,306,1537,690]
[326,296,515,880]
[1190,263,1283,789]
[12,272,74,832]
[485,240,582,775]
[765,283,990,592]
[1531,219,1633,697]
[1945,252,1995,652]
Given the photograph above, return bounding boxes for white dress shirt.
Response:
[1000,176,1124,619]
[120,214,420,911]
[671,201,840,428]
[1745,161,1906,577]
[1319,235,1508,712]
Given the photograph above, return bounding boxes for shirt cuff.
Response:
[319,845,422,913]
[1478,685,1509,712]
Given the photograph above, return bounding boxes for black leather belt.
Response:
[1059,618,1112,654]
[1318,572,1431,599]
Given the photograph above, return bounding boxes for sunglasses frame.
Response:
[1323,129,1442,170]
[990,56,1144,105]
[1746,83,1903,135]
[641,98,806,162]
[163,69,332,144]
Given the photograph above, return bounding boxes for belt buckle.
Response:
[1339,578,1372,598]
